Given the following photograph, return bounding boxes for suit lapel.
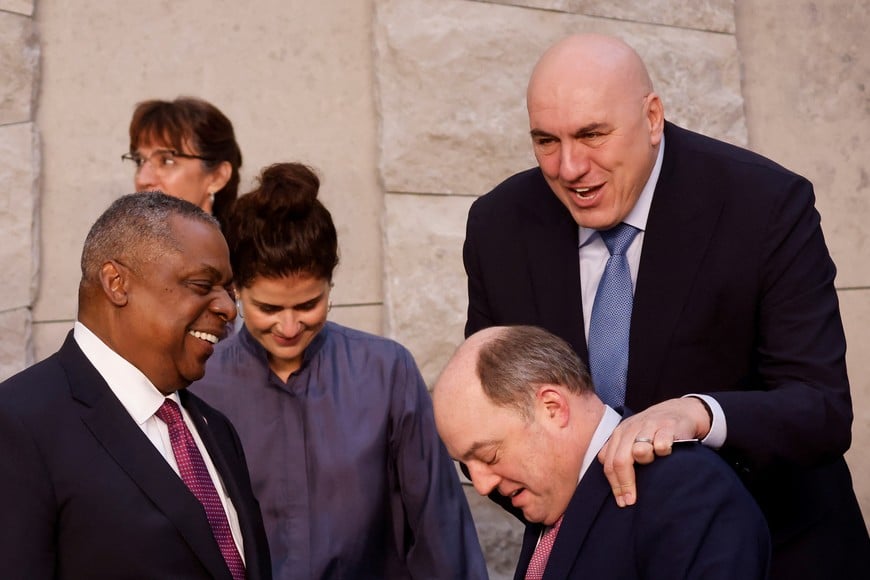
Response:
[514,523,544,580]
[543,461,613,579]
[627,124,725,409]
[58,336,232,580]
[520,170,587,360]
[181,391,262,578]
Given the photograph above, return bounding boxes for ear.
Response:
[535,384,570,428]
[99,260,130,307]
[207,160,233,194]
[645,92,665,147]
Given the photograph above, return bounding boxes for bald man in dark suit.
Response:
[463,33,869,578]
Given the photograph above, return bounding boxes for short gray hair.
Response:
[80,191,219,284]
[476,325,593,419]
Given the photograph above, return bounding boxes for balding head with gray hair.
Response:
[475,325,594,419]
[80,191,219,287]
[75,190,235,393]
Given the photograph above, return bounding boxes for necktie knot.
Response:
[155,399,184,427]
[599,223,639,256]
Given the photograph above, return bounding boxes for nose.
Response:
[134,162,160,192]
[275,310,300,335]
[467,462,501,497]
[559,140,591,182]
[211,288,237,323]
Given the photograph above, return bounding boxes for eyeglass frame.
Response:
[120,148,216,171]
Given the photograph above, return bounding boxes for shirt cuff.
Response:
[683,394,726,449]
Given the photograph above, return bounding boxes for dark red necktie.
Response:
[155,399,246,580]
[525,515,564,580]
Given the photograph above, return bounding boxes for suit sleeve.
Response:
[464,198,496,338]
[712,178,852,469]
[0,406,57,579]
[635,448,771,580]
[388,346,488,579]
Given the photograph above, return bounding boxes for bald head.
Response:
[435,325,594,421]
[528,34,653,107]
[434,326,500,414]
[434,326,599,523]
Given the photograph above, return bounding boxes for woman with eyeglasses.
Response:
[189,162,487,580]
[123,96,242,229]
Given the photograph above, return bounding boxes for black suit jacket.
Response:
[0,332,271,579]
[514,444,770,580]
[464,122,870,578]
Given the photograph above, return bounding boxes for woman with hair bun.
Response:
[190,163,487,579]
[123,96,242,230]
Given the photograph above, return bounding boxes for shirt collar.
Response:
[73,321,175,424]
[578,404,623,481]
[578,133,666,247]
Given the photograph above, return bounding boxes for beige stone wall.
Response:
[374,0,869,564]
[29,0,383,363]
[1,0,866,574]
[735,0,870,520]
[377,0,745,385]
[0,1,38,379]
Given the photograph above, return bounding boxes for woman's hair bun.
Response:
[253,162,321,220]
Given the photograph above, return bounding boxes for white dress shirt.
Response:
[576,136,726,448]
[73,321,246,560]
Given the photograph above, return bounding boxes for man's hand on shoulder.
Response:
[598,397,712,507]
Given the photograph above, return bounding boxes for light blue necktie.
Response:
[588,223,639,409]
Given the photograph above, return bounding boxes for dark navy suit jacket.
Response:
[465,122,870,578]
[0,333,271,579]
[513,444,770,579]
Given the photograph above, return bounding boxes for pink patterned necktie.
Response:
[155,399,246,580]
[525,515,564,580]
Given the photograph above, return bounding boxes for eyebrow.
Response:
[572,122,609,136]
[529,122,610,140]
[529,128,554,139]
[191,264,230,284]
[460,439,499,462]
[250,289,326,310]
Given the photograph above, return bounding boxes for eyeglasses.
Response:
[121,149,214,172]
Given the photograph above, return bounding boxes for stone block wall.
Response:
[735,0,870,524]
[1,0,867,576]
[375,0,747,574]
[29,0,384,363]
[376,0,744,385]
[375,0,870,573]
[0,1,38,380]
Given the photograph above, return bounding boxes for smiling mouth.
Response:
[571,185,600,199]
[188,330,219,344]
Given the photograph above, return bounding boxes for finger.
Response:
[654,439,674,457]
[610,482,636,508]
[631,436,656,464]
[653,429,676,457]
[607,445,640,507]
